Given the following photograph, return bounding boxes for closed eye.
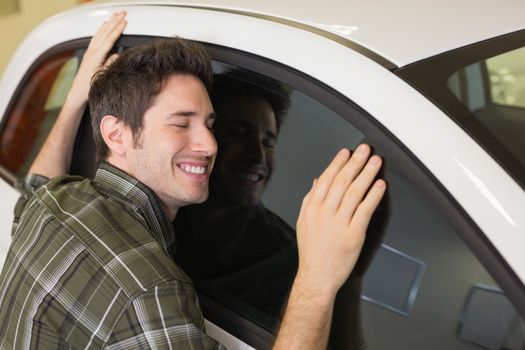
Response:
[172,124,189,128]
[226,124,248,136]
[264,137,277,149]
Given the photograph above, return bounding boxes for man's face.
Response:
[211,96,277,206]
[124,74,217,217]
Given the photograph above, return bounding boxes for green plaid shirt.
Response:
[0,162,224,349]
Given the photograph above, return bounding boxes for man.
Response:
[0,12,386,349]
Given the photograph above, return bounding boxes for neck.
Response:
[106,158,179,221]
[161,203,178,222]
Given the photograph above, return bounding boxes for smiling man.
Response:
[0,16,224,346]
[0,12,386,350]
[91,58,217,219]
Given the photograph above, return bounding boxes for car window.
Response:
[0,50,78,180]
[398,29,525,190]
[485,47,525,109]
[447,46,525,183]
[173,59,525,349]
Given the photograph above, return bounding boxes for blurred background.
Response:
[0,0,90,75]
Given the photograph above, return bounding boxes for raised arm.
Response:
[273,144,386,349]
[28,11,127,178]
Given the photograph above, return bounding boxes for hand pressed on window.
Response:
[274,144,386,350]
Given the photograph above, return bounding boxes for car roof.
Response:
[88,0,525,67]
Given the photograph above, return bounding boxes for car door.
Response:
[1,4,524,349]
[168,41,525,349]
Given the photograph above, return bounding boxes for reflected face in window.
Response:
[211,96,278,206]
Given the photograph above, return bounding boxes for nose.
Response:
[192,125,217,157]
[244,135,265,164]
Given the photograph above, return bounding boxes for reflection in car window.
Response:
[174,65,298,330]
[0,51,78,178]
[174,62,525,349]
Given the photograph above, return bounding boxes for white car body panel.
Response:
[0,1,524,347]
[83,0,525,66]
[0,180,18,269]
[205,320,254,350]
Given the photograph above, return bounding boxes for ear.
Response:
[100,115,129,157]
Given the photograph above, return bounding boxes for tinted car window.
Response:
[447,46,525,182]
[0,51,78,179]
[174,61,525,349]
[398,29,525,190]
[486,47,525,109]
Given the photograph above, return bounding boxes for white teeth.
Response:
[180,165,206,174]
[239,173,261,182]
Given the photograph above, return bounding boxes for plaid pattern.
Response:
[0,163,224,349]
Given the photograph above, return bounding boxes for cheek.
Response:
[266,150,275,166]
[163,132,189,155]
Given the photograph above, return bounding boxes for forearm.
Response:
[28,11,127,179]
[28,94,86,178]
[273,276,336,350]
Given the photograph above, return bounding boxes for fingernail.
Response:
[376,180,386,189]
[370,155,381,165]
[357,144,368,154]
[339,148,349,157]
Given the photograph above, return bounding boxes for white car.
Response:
[0,1,524,349]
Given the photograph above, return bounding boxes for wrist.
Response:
[291,271,339,306]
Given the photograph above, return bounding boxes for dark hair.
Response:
[89,37,212,162]
[211,69,291,131]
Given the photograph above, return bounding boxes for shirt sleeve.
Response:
[12,173,50,237]
[105,280,226,350]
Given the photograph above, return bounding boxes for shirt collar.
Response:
[93,162,176,257]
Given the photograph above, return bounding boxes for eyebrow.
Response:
[168,111,217,120]
[225,120,277,139]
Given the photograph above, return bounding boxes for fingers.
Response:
[338,154,383,219]
[88,11,127,53]
[309,149,350,204]
[103,12,127,45]
[95,11,127,40]
[64,11,126,106]
[303,143,385,223]
[349,179,387,234]
[323,144,371,211]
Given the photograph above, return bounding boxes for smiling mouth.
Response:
[178,164,207,175]
[237,172,264,183]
